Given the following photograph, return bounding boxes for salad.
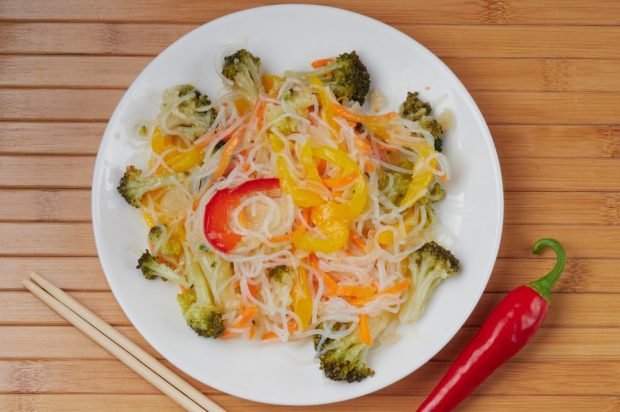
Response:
[117,49,459,383]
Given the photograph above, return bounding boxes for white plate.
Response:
[92,4,503,406]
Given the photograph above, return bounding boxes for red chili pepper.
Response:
[203,178,280,253]
[417,238,566,412]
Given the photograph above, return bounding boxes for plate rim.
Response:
[91,3,504,405]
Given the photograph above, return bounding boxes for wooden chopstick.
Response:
[24,272,225,412]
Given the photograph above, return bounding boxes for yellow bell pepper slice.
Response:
[300,142,322,183]
[309,77,340,133]
[399,142,436,208]
[268,132,285,153]
[151,127,204,173]
[292,267,313,330]
[294,146,368,253]
[151,127,174,154]
[165,146,204,173]
[276,156,324,208]
[292,219,350,254]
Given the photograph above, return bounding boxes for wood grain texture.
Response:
[1,257,619,293]
[3,1,619,410]
[2,88,620,124]
[3,291,618,328]
[3,190,619,225]
[3,122,618,158]
[2,0,619,25]
[3,326,619,363]
[4,56,620,92]
[4,155,620,191]
[0,394,617,412]
[1,359,618,396]
[3,23,620,58]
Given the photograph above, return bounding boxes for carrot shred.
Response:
[248,325,256,340]
[349,231,366,251]
[381,279,411,295]
[232,305,258,329]
[355,135,372,154]
[329,284,376,298]
[220,330,238,339]
[269,233,291,243]
[302,208,312,226]
[359,314,372,345]
[364,160,375,172]
[262,331,278,341]
[331,104,398,124]
[311,58,334,68]
[322,172,358,189]
[208,133,240,185]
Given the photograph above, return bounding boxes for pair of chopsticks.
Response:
[23,272,225,412]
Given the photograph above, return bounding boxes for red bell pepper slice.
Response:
[203,178,280,252]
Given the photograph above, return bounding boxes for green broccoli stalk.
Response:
[136,250,189,287]
[294,51,370,104]
[222,49,263,102]
[177,261,225,338]
[161,84,216,142]
[117,166,183,208]
[400,92,444,152]
[148,224,182,257]
[399,242,460,323]
[266,265,295,308]
[196,244,240,313]
[316,315,391,382]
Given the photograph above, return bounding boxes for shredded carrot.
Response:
[381,279,411,295]
[208,133,240,185]
[232,305,258,329]
[355,135,372,154]
[359,314,372,345]
[241,162,250,172]
[302,208,312,226]
[440,174,449,182]
[287,319,298,333]
[269,233,291,243]
[262,331,278,341]
[248,325,256,340]
[316,159,327,175]
[329,284,377,298]
[349,231,366,251]
[311,58,334,68]
[364,160,375,172]
[220,330,238,339]
[247,283,259,299]
[331,104,398,124]
[322,172,359,189]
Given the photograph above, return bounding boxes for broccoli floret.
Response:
[116,166,182,208]
[400,92,444,152]
[378,166,412,205]
[305,51,370,104]
[222,49,263,102]
[416,182,445,205]
[400,91,432,121]
[267,265,295,307]
[148,224,182,257]
[318,329,374,382]
[196,245,241,313]
[136,250,189,287]
[264,105,298,135]
[161,84,216,142]
[178,261,224,338]
[399,242,460,323]
[316,315,391,382]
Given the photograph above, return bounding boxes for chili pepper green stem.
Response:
[527,238,567,302]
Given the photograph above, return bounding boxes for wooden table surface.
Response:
[2,1,620,410]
